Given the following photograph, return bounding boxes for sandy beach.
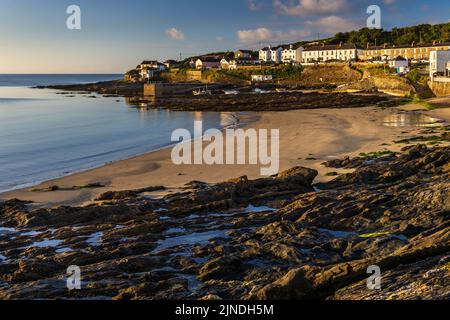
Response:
[2,99,450,208]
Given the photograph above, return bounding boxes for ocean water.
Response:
[0,74,123,87]
[0,75,235,193]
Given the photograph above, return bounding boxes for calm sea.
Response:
[0,75,235,192]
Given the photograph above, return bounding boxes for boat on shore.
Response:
[223,90,239,95]
[193,85,212,96]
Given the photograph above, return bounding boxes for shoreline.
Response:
[2,99,449,208]
[0,110,251,194]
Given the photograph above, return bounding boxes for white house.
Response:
[259,46,282,63]
[139,68,156,81]
[302,43,363,63]
[259,47,271,62]
[430,50,450,79]
[270,46,283,63]
[196,57,221,69]
[139,60,166,72]
[389,56,409,73]
[282,44,304,64]
[220,58,237,70]
[251,75,273,82]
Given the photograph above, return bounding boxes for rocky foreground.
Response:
[0,145,449,300]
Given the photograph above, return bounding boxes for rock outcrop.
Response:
[0,146,448,300]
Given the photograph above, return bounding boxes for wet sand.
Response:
[2,99,450,208]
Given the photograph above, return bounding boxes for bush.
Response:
[407,69,421,83]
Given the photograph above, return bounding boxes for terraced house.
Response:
[361,41,450,62]
[259,46,282,63]
[281,44,304,64]
[302,43,364,63]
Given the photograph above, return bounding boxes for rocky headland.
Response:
[0,144,448,300]
[37,80,401,112]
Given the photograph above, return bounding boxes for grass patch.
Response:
[71,183,105,190]
[359,150,397,158]
[410,96,436,110]
[28,185,59,192]
[360,231,391,238]
[395,132,449,144]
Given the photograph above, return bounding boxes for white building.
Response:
[259,46,282,63]
[259,47,271,62]
[195,57,221,69]
[139,68,156,81]
[270,46,282,63]
[302,43,363,63]
[389,56,409,73]
[430,50,450,79]
[281,45,304,64]
[139,60,166,72]
[251,75,273,82]
[220,58,237,70]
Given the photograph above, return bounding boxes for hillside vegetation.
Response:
[296,23,450,48]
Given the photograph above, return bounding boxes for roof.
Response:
[260,46,283,51]
[141,60,159,65]
[304,43,362,51]
[197,57,221,63]
[236,57,258,61]
[365,41,450,50]
[237,49,253,53]
[394,56,407,61]
[164,60,179,64]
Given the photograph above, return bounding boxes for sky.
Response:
[0,0,449,73]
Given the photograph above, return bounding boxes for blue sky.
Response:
[0,0,449,73]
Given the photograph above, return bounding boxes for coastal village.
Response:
[125,39,450,98]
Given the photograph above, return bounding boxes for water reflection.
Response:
[383,113,445,127]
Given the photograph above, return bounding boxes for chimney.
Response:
[383,43,387,48]
[433,40,437,46]
[339,41,343,48]
[367,43,370,49]
[322,43,325,47]
[411,41,415,47]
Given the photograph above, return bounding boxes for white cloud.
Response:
[237,27,311,44]
[273,0,348,16]
[166,28,185,41]
[306,15,362,33]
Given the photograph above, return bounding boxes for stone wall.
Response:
[143,83,207,97]
[428,79,450,97]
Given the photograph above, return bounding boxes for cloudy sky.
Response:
[0,0,448,73]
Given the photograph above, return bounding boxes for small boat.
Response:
[193,85,212,96]
[224,90,239,95]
